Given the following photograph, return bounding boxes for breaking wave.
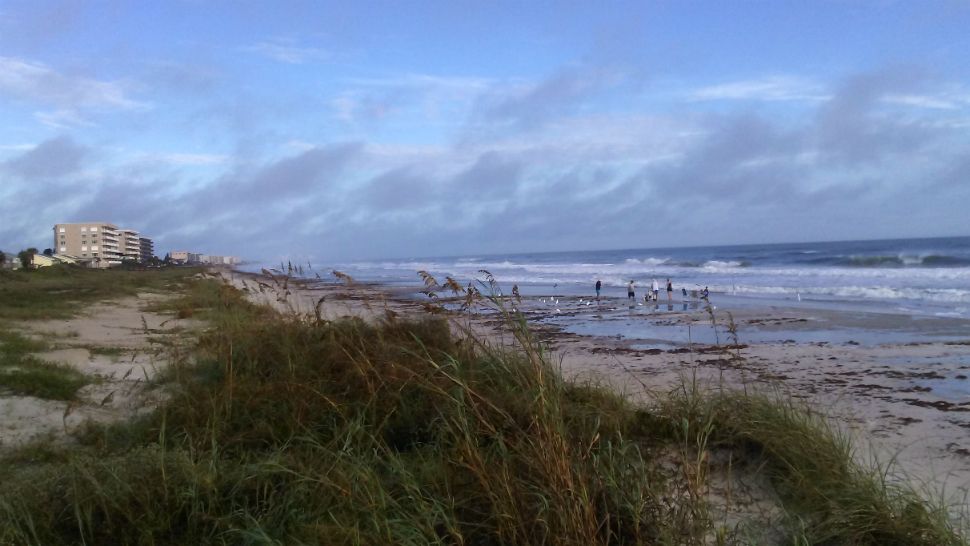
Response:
[803,254,970,268]
[723,285,970,304]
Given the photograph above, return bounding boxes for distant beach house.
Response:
[52,222,155,268]
[29,254,55,268]
[169,251,241,266]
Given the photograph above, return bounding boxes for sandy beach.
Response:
[223,269,970,505]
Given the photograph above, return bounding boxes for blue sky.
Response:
[1,1,969,262]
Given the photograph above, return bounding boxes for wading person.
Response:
[627,280,635,300]
[666,278,673,301]
[652,278,659,301]
[595,279,602,300]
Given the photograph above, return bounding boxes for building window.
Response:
[91,246,98,250]
[82,253,87,257]
[81,227,87,232]
[91,227,98,232]
[58,227,65,233]
[81,246,88,251]
[59,247,66,252]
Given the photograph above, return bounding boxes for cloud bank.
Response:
[1,1,968,265]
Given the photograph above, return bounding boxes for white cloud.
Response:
[689,76,830,102]
[133,152,229,166]
[882,93,960,110]
[245,39,329,64]
[344,73,494,93]
[0,143,34,151]
[34,109,94,129]
[0,56,148,111]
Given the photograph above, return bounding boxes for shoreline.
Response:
[225,268,970,502]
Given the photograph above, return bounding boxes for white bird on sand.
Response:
[555,308,561,313]
[586,301,592,306]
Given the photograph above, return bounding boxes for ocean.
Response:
[330,236,970,319]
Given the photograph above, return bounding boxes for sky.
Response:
[1,0,969,263]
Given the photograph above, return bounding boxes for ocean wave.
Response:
[921,255,970,266]
[848,255,909,267]
[701,260,750,269]
[722,284,970,304]
[800,253,970,268]
[343,259,970,285]
[624,257,669,266]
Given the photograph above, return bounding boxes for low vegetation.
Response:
[0,330,89,400]
[0,265,200,400]
[0,273,965,544]
[0,264,202,322]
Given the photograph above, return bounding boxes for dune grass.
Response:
[0,275,964,544]
[0,264,201,322]
[0,330,89,400]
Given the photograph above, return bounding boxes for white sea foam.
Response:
[624,257,669,266]
[701,260,746,269]
[721,284,970,304]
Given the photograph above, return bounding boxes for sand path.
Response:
[0,294,200,448]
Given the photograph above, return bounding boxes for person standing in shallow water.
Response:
[666,278,673,301]
[595,279,602,300]
[627,280,635,300]
[651,278,659,301]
